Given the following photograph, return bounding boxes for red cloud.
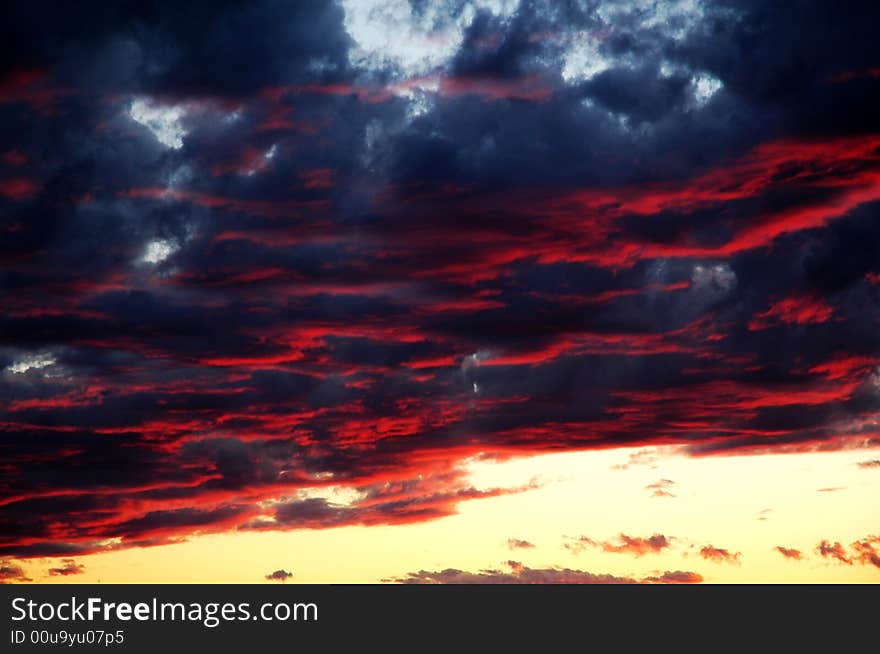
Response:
[851,538,880,569]
[816,540,851,564]
[273,74,554,106]
[0,178,39,200]
[699,546,742,564]
[568,533,673,557]
[0,562,31,583]
[3,150,26,166]
[300,168,336,189]
[748,295,836,331]
[774,547,803,560]
[120,187,327,218]
[507,538,535,550]
[828,67,880,83]
[48,559,85,576]
[817,536,880,569]
[210,147,275,177]
[0,68,72,112]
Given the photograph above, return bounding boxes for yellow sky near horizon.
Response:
[8,446,880,584]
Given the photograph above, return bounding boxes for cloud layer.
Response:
[2,0,880,557]
[388,560,703,584]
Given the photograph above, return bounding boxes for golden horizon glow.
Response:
[8,446,879,584]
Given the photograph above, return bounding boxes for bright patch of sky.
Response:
[691,263,736,294]
[341,0,520,78]
[6,353,56,374]
[247,144,278,176]
[596,0,704,38]
[563,0,707,83]
[140,239,178,265]
[562,35,613,83]
[297,485,367,507]
[342,1,721,125]
[129,97,242,149]
[691,72,723,105]
[129,98,188,149]
[462,350,492,372]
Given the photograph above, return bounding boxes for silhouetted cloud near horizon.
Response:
[265,569,293,582]
[387,560,703,584]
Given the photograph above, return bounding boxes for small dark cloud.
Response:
[506,538,535,550]
[48,559,85,576]
[265,569,293,582]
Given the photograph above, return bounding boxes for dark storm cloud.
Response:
[3,0,880,555]
[581,66,691,124]
[3,1,351,95]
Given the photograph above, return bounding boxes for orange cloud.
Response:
[699,546,741,564]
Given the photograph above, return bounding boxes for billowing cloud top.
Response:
[2,0,880,558]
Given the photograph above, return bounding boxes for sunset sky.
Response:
[2,0,880,584]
